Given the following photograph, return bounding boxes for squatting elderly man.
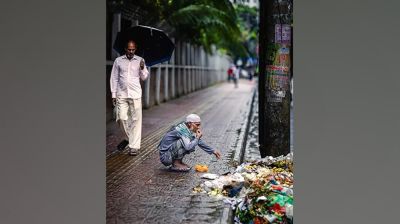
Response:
[158,114,221,172]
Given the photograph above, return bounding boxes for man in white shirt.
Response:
[110,40,149,155]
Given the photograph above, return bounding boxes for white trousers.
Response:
[116,98,142,149]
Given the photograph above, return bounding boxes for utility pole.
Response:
[259,0,293,157]
[258,0,268,158]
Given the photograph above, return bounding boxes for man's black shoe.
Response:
[117,140,129,151]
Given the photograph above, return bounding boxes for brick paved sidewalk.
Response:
[107,79,256,224]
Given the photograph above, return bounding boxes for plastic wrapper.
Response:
[195,164,209,172]
[201,173,219,180]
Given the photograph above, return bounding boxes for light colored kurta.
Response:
[110,55,149,99]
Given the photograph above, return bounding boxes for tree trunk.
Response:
[259,0,293,157]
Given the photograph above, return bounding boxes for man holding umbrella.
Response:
[110,40,149,156]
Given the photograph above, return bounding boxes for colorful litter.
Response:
[194,164,209,172]
[193,153,293,224]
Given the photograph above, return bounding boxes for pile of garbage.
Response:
[193,153,293,224]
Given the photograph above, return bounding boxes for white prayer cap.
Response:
[186,114,201,123]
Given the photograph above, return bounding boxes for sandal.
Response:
[117,140,129,151]
[169,166,191,172]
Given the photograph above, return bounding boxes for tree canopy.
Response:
[107,0,259,58]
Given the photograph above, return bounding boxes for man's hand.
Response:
[112,98,116,106]
[213,150,221,160]
[196,129,203,139]
[140,59,145,70]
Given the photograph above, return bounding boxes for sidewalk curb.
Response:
[221,85,257,224]
[233,86,257,164]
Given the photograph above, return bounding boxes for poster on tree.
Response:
[275,24,291,45]
[267,43,290,102]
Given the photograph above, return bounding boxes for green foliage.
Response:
[234,4,259,58]
[108,0,249,57]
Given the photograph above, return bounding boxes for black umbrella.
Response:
[113,25,175,67]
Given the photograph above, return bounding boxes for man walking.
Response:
[110,40,149,156]
[158,114,221,172]
[228,63,239,88]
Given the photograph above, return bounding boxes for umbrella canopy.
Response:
[113,25,175,67]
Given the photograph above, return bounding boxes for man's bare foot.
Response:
[173,160,189,169]
[178,159,190,168]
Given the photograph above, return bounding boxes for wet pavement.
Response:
[106,79,256,224]
[243,90,261,162]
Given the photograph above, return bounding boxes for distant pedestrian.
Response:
[158,114,221,172]
[248,66,254,81]
[228,64,239,87]
[227,65,234,82]
[233,66,239,88]
[110,40,149,156]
